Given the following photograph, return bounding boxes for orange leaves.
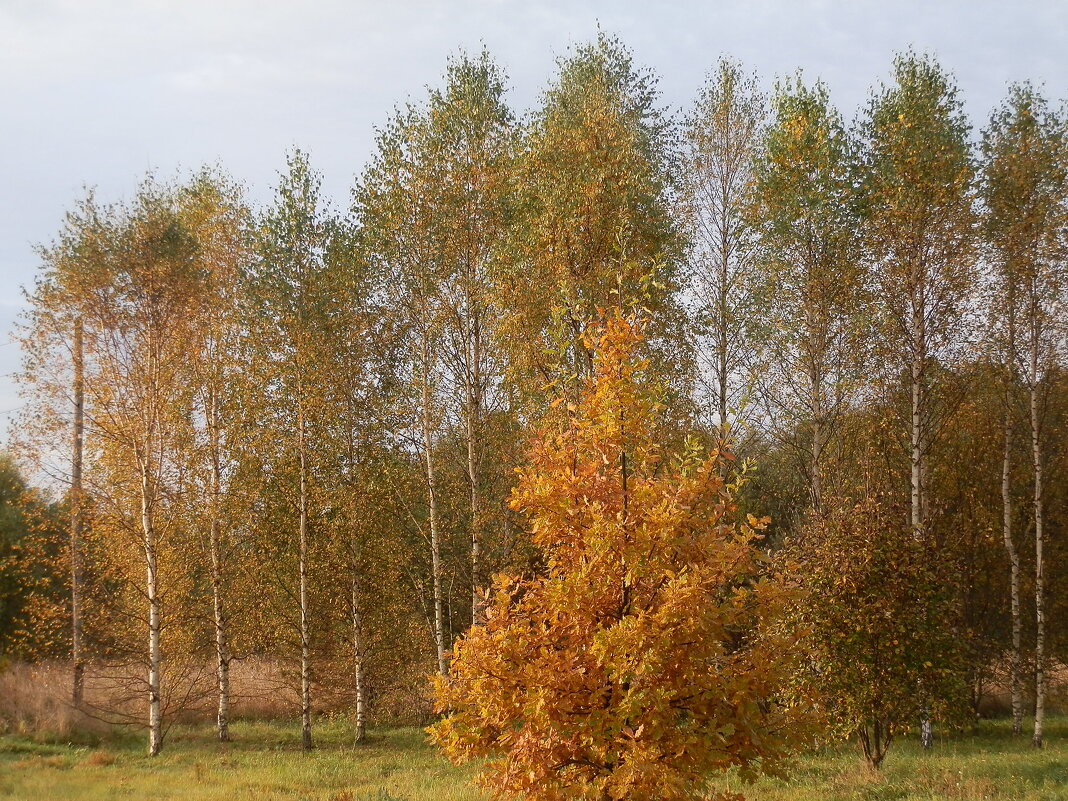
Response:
[430,311,805,801]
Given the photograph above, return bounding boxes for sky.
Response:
[2,0,1067,445]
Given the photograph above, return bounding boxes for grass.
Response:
[0,720,479,801]
[0,717,1065,800]
[713,717,1068,801]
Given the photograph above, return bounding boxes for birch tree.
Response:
[499,33,684,409]
[981,84,1067,747]
[78,184,206,755]
[314,217,391,742]
[17,196,112,704]
[859,52,976,749]
[860,52,976,543]
[747,76,866,512]
[176,170,251,742]
[421,52,513,623]
[357,99,457,676]
[678,58,763,435]
[245,150,334,749]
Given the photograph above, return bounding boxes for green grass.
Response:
[0,720,479,801]
[712,717,1068,801]
[0,717,1064,800]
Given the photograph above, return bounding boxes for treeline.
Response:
[4,34,1067,760]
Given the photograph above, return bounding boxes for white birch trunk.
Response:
[1002,404,1023,734]
[208,386,230,742]
[421,340,448,677]
[351,569,366,743]
[910,352,925,539]
[141,463,162,756]
[70,317,85,707]
[297,393,313,751]
[465,317,483,624]
[910,293,934,751]
[1029,347,1045,749]
[716,220,731,436]
[809,361,825,514]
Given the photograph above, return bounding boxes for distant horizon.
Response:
[4,0,1067,443]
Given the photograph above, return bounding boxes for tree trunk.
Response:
[208,386,231,742]
[717,237,730,437]
[466,407,482,624]
[465,330,483,624]
[1029,356,1045,749]
[1002,403,1023,735]
[859,718,892,770]
[911,357,933,751]
[70,317,85,708]
[910,299,933,751]
[422,346,448,677]
[351,569,366,744]
[141,465,162,756]
[910,353,925,539]
[809,365,825,514]
[297,396,313,751]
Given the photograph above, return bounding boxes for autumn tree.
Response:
[243,150,336,749]
[747,75,866,513]
[68,182,209,755]
[786,494,967,769]
[2,472,75,664]
[310,215,393,742]
[432,312,804,801]
[981,83,1067,746]
[498,33,686,411]
[860,52,977,535]
[410,51,513,624]
[356,48,517,668]
[15,193,116,703]
[859,54,976,747]
[357,100,455,677]
[175,169,251,742]
[679,58,763,435]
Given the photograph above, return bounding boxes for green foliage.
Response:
[859,50,976,366]
[498,32,687,409]
[786,496,969,768]
[0,456,67,656]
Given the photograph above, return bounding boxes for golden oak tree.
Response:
[431,312,804,801]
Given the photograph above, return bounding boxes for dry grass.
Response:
[77,750,116,767]
[0,722,482,801]
[0,656,437,743]
[0,661,96,738]
[0,658,311,740]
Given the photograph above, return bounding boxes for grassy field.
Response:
[0,717,1065,801]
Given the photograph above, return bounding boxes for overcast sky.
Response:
[2,0,1067,444]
